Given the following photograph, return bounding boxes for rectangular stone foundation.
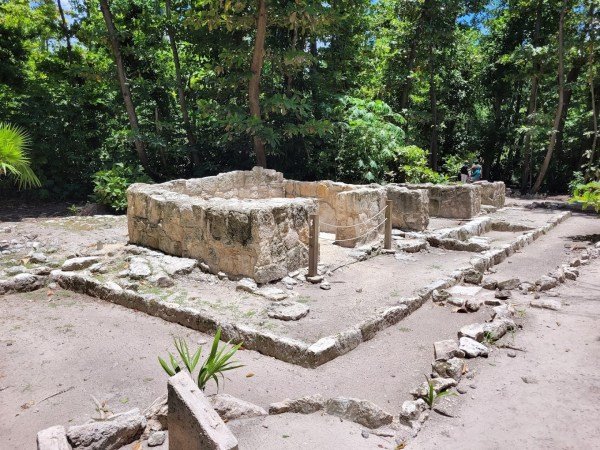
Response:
[398,183,483,219]
[474,181,506,208]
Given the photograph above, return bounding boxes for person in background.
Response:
[471,160,482,181]
[460,161,470,183]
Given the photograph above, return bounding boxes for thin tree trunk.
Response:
[586,1,598,180]
[99,0,150,170]
[165,0,200,169]
[56,0,72,61]
[248,0,268,168]
[531,4,567,193]
[428,45,438,171]
[520,0,543,193]
[555,61,584,157]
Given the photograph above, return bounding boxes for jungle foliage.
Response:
[0,0,598,199]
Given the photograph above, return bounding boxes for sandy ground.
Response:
[0,205,598,449]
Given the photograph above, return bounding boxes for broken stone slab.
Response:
[411,377,457,398]
[160,255,197,276]
[324,397,394,429]
[267,301,309,321]
[306,275,324,284]
[61,256,101,271]
[458,319,515,342]
[149,273,174,288]
[536,275,559,291]
[256,286,288,301]
[465,298,481,312]
[432,357,465,381]
[268,394,325,415]
[497,278,520,290]
[433,339,464,361]
[494,290,511,300]
[144,395,168,431]
[492,304,516,320]
[563,267,578,280]
[209,394,267,421]
[530,299,562,311]
[396,239,428,253]
[37,425,71,450]
[66,409,146,450]
[481,278,497,290]
[128,257,152,280]
[447,297,465,307]
[447,285,482,297]
[168,372,238,450]
[459,337,489,358]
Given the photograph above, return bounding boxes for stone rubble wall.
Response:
[398,183,482,219]
[474,181,506,208]
[334,188,387,247]
[385,185,430,230]
[127,184,316,283]
[160,166,286,200]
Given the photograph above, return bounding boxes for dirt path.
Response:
[412,238,600,449]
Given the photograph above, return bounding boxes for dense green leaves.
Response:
[0,0,598,198]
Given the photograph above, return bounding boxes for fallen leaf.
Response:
[21,401,34,410]
[47,290,54,296]
[245,373,254,378]
[131,441,142,450]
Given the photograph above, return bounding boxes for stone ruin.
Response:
[127,167,505,283]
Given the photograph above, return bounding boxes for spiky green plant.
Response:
[0,123,41,189]
[158,327,244,391]
[423,375,457,409]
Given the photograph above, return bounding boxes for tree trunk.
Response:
[99,0,150,170]
[56,0,72,61]
[555,61,584,157]
[248,0,268,168]
[520,0,543,193]
[165,0,200,170]
[531,4,567,194]
[586,1,598,180]
[428,45,438,171]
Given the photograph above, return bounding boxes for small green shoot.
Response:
[423,375,457,409]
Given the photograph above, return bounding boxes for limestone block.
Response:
[334,188,387,247]
[474,181,505,207]
[37,426,71,450]
[386,185,429,230]
[168,372,238,450]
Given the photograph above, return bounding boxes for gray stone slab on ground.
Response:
[37,425,71,450]
[168,371,238,450]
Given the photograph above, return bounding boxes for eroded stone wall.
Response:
[474,181,505,208]
[334,188,387,247]
[398,183,482,219]
[127,183,316,283]
[386,185,430,230]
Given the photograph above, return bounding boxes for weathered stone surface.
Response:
[465,298,481,312]
[267,301,309,321]
[61,256,100,271]
[324,397,394,429]
[147,431,166,447]
[433,339,463,361]
[411,377,457,398]
[537,275,559,291]
[256,286,288,301]
[494,290,511,300]
[497,278,520,290]
[386,185,429,231]
[432,289,451,303]
[530,299,562,311]
[473,181,505,208]
[0,273,46,294]
[395,238,428,253]
[492,304,515,320]
[37,425,71,450]
[432,357,465,381]
[459,337,489,358]
[399,183,482,219]
[168,372,238,450]
[210,394,267,421]
[399,399,427,426]
[66,409,145,450]
[129,257,152,279]
[268,395,325,414]
[144,395,168,431]
[236,278,257,293]
[463,268,483,285]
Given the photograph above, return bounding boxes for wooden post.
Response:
[308,213,319,277]
[384,200,392,250]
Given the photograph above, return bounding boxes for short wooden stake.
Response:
[384,200,392,250]
[308,213,319,277]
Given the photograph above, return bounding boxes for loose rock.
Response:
[67,409,146,450]
[267,301,309,321]
[210,394,267,421]
[459,337,489,358]
[530,299,561,311]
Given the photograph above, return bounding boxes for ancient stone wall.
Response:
[334,188,388,247]
[398,183,482,219]
[474,181,505,208]
[127,183,316,283]
[385,185,429,230]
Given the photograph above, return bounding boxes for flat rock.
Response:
[325,397,394,429]
[463,268,483,285]
[129,257,152,279]
[399,399,427,425]
[465,298,481,312]
[537,275,559,291]
[62,256,100,271]
[447,285,482,296]
[67,409,146,450]
[494,290,511,300]
[269,395,325,414]
[147,430,166,447]
[37,425,70,450]
[267,301,309,321]
[236,278,258,293]
[497,278,520,290]
[411,377,457,398]
[433,339,463,361]
[210,394,267,421]
[432,289,451,303]
[257,286,288,301]
[459,337,489,358]
[530,299,562,311]
[481,278,498,290]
